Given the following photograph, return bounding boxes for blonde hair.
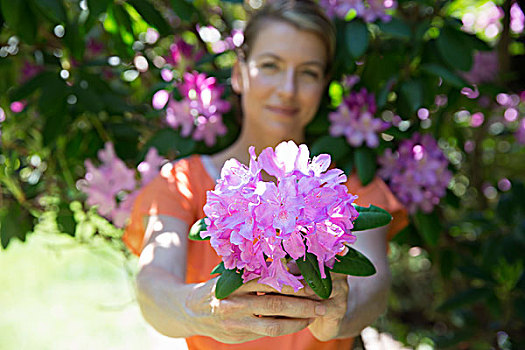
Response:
[240,0,336,73]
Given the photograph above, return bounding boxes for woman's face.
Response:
[233,20,328,140]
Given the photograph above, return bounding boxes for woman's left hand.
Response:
[307,273,349,341]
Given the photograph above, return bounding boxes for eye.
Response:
[260,62,278,70]
[301,69,321,79]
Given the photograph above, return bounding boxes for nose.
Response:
[277,68,296,100]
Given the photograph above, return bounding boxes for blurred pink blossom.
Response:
[378,133,452,213]
[165,38,204,70]
[161,71,230,146]
[329,88,389,148]
[86,38,104,57]
[137,147,165,186]
[10,101,26,113]
[152,89,170,110]
[20,61,43,83]
[516,118,525,144]
[320,0,396,22]
[461,2,503,36]
[81,143,165,228]
[511,2,524,33]
[462,51,499,84]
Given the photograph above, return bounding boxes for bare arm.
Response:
[135,214,328,343]
[308,225,391,340]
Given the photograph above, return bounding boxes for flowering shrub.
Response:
[1,0,524,346]
[378,133,452,214]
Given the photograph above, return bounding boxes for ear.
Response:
[231,60,244,94]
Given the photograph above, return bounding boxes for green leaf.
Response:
[414,210,442,246]
[215,267,243,299]
[345,19,369,59]
[128,0,171,36]
[437,287,491,312]
[353,205,392,231]
[114,4,135,46]
[86,0,112,29]
[436,26,473,72]
[296,252,332,299]
[188,218,209,241]
[141,129,196,159]
[211,262,226,275]
[9,71,57,101]
[1,0,37,43]
[0,202,33,249]
[354,147,376,186]
[399,79,423,115]
[421,63,468,88]
[310,136,351,163]
[63,18,86,60]
[29,0,67,23]
[170,0,200,22]
[377,17,411,40]
[57,202,76,236]
[330,246,376,276]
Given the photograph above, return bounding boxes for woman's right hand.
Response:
[136,214,325,343]
[185,276,326,343]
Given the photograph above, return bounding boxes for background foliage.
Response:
[0,0,524,348]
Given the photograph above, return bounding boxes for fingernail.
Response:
[315,304,326,316]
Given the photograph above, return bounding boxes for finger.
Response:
[237,279,316,298]
[244,316,312,338]
[236,294,327,318]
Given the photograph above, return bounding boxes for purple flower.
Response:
[511,2,524,33]
[81,143,136,220]
[165,38,204,71]
[81,143,164,227]
[10,101,26,113]
[159,71,231,147]
[378,133,452,213]
[137,147,165,186]
[462,51,499,84]
[202,141,358,292]
[319,0,396,22]
[20,61,44,83]
[516,118,525,145]
[329,88,389,148]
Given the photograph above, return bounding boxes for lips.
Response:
[266,105,299,117]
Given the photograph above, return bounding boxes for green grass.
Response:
[0,232,187,350]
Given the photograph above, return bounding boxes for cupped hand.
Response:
[184,277,327,344]
[307,273,349,341]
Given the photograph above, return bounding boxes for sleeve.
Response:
[122,160,197,256]
[345,174,409,241]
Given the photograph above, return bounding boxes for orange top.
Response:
[123,155,408,350]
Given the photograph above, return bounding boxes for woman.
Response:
[123,0,408,348]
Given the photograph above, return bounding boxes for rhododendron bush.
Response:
[1,0,524,347]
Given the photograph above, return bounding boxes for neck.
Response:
[211,123,306,169]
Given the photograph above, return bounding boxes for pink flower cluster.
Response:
[202,141,359,292]
[153,71,230,147]
[165,38,204,71]
[378,133,452,214]
[80,143,164,228]
[329,88,389,148]
[319,0,396,22]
